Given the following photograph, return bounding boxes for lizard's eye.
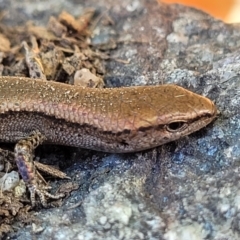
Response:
[166,121,188,132]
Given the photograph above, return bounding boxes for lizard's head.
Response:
[157,84,218,139]
[116,84,218,152]
[87,84,218,153]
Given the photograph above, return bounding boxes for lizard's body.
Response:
[0,76,217,206]
[0,76,217,152]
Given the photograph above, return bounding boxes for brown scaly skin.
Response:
[0,76,218,206]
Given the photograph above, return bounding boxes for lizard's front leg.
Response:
[14,130,65,207]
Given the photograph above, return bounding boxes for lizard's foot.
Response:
[14,130,66,207]
[27,182,65,207]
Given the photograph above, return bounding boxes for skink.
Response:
[0,76,217,206]
[0,76,217,151]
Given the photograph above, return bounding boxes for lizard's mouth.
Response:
[192,101,219,129]
[164,102,218,136]
[150,97,217,140]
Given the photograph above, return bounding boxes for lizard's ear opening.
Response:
[166,121,188,132]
